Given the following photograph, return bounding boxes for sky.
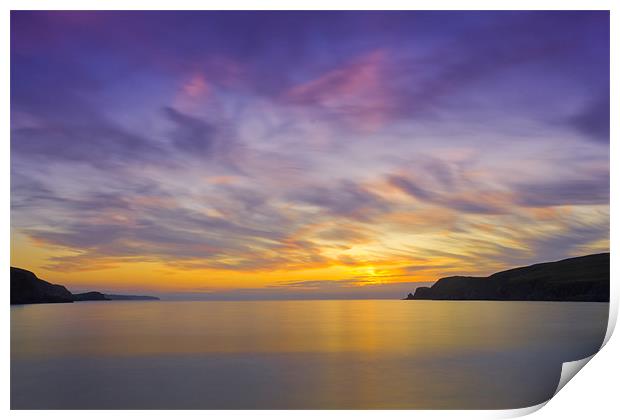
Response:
[10,11,609,299]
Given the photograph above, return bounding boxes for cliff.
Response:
[10,267,74,304]
[10,267,159,304]
[406,253,609,302]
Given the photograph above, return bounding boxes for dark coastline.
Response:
[10,267,159,305]
[404,253,609,302]
[11,253,609,305]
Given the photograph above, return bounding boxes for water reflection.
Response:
[11,300,608,409]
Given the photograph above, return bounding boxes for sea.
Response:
[10,300,608,409]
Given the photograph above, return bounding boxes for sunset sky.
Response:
[10,11,609,299]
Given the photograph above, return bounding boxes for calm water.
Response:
[11,300,608,409]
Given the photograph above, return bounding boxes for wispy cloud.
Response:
[10,11,609,296]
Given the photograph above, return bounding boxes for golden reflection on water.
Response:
[11,300,607,358]
[11,300,609,409]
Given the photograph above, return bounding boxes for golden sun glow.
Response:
[10,11,609,299]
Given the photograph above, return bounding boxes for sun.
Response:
[365,266,378,277]
[348,265,385,285]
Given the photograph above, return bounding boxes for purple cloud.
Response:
[10,11,609,294]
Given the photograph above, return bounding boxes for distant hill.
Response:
[10,267,160,305]
[104,294,160,301]
[72,291,109,301]
[72,292,159,301]
[405,253,609,302]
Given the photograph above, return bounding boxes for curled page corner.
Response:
[496,401,548,419]
[554,355,595,397]
[501,355,598,418]
[601,294,618,348]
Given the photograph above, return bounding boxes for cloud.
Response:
[567,94,610,143]
[164,280,435,300]
[11,120,165,169]
[387,175,508,215]
[522,218,609,263]
[164,107,216,155]
[181,74,210,99]
[387,176,435,201]
[289,180,391,221]
[285,50,395,130]
[314,225,374,244]
[400,205,609,275]
[512,178,609,207]
[276,279,363,289]
[10,11,610,294]
[287,51,387,105]
[16,179,338,272]
[388,166,609,214]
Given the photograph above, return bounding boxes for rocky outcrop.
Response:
[10,267,74,304]
[405,253,609,302]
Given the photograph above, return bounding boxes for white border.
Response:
[3,1,617,419]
